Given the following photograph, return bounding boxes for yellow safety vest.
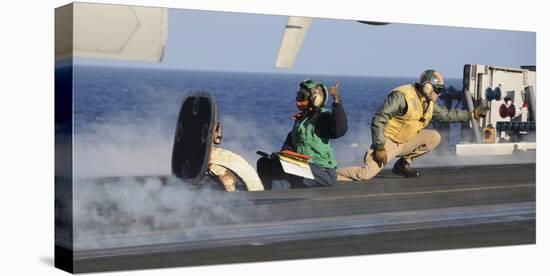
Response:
[384,85,433,144]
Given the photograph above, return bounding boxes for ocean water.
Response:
[72,65,463,178]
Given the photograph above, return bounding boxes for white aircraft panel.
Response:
[55,3,168,62]
[275,16,312,69]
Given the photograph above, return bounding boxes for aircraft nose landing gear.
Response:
[171,92,264,191]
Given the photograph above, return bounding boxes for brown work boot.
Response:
[392,158,421,178]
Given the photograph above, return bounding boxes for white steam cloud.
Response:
[73,176,268,250]
[72,110,277,250]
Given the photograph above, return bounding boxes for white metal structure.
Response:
[457,64,536,156]
[462,64,536,128]
[55,3,168,62]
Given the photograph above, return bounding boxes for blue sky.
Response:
[76,8,536,78]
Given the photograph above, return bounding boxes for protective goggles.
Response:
[433,84,445,95]
[296,88,311,101]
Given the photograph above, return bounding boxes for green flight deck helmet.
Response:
[297,79,329,108]
[418,69,445,94]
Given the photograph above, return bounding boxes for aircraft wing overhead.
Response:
[55,3,168,62]
[275,16,312,69]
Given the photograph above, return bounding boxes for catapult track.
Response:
[61,163,535,273]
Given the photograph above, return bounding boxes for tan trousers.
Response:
[336,129,441,181]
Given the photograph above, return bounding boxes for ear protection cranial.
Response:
[421,82,434,96]
[310,86,325,108]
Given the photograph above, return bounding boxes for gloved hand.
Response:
[473,105,489,120]
[372,145,388,168]
[329,81,340,103]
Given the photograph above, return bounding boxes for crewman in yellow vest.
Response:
[337,69,487,181]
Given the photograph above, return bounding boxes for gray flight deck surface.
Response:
[70,163,535,273]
